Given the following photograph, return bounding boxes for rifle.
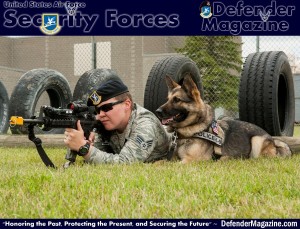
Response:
[10,101,104,169]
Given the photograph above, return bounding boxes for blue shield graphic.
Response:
[200,1,213,19]
[202,6,211,17]
[40,14,61,35]
[44,15,57,30]
[201,6,212,18]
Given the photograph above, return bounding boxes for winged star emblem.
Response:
[259,10,271,22]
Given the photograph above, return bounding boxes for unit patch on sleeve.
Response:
[136,135,153,150]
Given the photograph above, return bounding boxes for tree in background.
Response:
[176,36,243,112]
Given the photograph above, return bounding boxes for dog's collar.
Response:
[193,120,222,146]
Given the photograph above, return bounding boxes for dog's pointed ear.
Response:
[165,75,179,91]
[182,74,200,98]
[182,74,197,91]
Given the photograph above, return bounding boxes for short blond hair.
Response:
[115,92,133,110]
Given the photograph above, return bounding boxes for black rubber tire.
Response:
[0,81,10,134]
[239,51,295,136]
[144,56,204,115]
[9,69,72,134]
[73,68,121,102]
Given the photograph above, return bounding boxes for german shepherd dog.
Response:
[156,75,291,163]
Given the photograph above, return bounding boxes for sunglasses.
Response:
[95,100,124,113]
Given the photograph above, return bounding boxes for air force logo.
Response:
[200,1,212,19]
[89,91,102,105]
[136,135,153,150]
[40,14,61,35]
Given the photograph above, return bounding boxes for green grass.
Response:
[0,147,300,218]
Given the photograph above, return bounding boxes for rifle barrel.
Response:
[23,119,45,124]
[10,116,45,126]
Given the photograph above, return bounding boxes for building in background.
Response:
[0,36,184,106]
[0,36,299,122]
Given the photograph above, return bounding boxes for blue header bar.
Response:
[0,0,299,35]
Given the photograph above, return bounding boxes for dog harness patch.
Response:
[211,120,219,135]
[193,120,223,146]
[136,135,153,150]
[193,132,222,146]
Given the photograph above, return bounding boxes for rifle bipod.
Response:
[27,123,57,169]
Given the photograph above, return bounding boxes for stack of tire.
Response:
[6,68,120,134]
[0,51,295,136]
[238,51,295,136]
[0,81,9,134]
[8,69,73,134]
[143,52,295,136]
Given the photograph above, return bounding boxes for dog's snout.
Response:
[156,108,163,118]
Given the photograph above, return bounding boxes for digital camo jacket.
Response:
[85,103,171,164]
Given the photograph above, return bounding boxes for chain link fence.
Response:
[0,36,299,135]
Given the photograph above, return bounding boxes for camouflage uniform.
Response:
[85,103,171,164]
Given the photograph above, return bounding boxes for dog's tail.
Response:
[274,139,292,157]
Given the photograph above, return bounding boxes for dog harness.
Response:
[167,120,223,160]
[193,120,222,146]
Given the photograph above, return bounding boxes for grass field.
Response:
[0,146,300,218]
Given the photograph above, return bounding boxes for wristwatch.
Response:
[77,142,90,156]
